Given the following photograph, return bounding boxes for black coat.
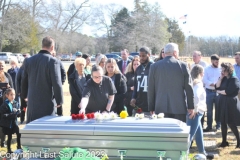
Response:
[117,60,131,74]
[21,50,63,123]
[59,60,66,85]
[216,76,240,125]
[69,71,91,114]
[0,100,20,129]
[107,73,127,114]
[16,67,24,94]
[125,72,135,106]
[67,63,75,83]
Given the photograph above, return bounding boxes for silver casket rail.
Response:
[20,116,191,160]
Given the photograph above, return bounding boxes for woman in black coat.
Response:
[69,58,91,115]
[105,58,127,115]
[216,62,240,148]
[124,57,140,116]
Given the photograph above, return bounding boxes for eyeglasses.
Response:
[93,76,102,79]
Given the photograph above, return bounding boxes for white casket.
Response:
[20,116,190,160]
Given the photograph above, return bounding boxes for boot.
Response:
[7,148,13,154]
[1,142,5,148]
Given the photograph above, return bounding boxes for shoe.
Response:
[218,141,229,148]
[236,143,240,149]
[7,149,13,154]
[205,153,214,159]
[203,127,212,132]
[1,143,5,148]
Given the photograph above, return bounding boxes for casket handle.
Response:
[118,150,127,160]
[42,147,50,153]
[157,151,166,160]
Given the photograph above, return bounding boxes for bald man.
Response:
[191,51,208,69]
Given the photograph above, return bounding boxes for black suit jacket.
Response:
[117,59,131,74]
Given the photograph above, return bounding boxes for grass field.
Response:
[3,57,240,159]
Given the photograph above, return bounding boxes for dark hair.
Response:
[91,65,103,74]
[159,48,164,60]
[121,49,129,54]
[221,62,234,76]
[82,54,90,59]
[3,88,15,102]
[42,36,54,49]
[139,46,150,54]
[210,54,219,60]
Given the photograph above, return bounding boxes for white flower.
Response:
[102,113,110,120]
[139,113,144,119]
[157,113,164,118]
[152,114,157,119]
[95,112,103,121]
[135,113,140,119]
[110,112,117,120]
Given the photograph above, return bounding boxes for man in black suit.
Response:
[117,49,131,74]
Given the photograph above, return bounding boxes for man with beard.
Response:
[130,47,153,115]
[203,54,221,131]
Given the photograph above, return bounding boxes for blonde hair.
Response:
[74,57,86,67]
[125,56,140,74]
[104,58,121,75]
[0,61,5,82]
[96,54,107,66]
[10,59,18,66]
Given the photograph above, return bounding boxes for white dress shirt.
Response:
[203,65,221,90]
[193,81,207,113]
[191,60,209,69]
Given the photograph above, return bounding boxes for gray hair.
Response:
[164,43,179,55]
[191,64,203,80]
[96,54,107,66]
[193,51,202,56]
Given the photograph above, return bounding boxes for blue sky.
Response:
[82,0,240,37]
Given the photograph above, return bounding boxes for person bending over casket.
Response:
[79,66,117,114]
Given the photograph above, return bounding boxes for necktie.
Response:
[122,61,126,73]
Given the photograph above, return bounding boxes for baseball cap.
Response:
[75,51,82,56]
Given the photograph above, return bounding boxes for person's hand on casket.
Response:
[79,108,85,114]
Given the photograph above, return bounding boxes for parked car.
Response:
[23,53,31,58]
[91,55,96,61]
[61,55,70,61]
[128,55,134,61]
[71,55,76,61]
[0,52,18,64]
[111,52,121,56]
[14,53,24,63]
[105,54,122,62]
[130,52,139,57]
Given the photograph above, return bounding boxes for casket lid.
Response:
[21,116,190,137]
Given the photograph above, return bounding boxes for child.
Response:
[0,88,21,153]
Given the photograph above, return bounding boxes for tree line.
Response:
[0,0,239,57]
